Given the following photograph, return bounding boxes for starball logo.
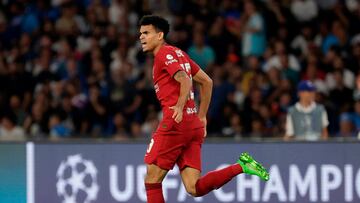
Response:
[56,154,99,203]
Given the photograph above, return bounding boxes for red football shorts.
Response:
[144,118,205,171]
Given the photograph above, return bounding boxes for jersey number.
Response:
[147,138,154,153]
[180,63,194,100]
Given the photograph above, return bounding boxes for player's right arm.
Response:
[170,70,192,123]
[193,69,213,128]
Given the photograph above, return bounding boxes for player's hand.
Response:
[199,117,207,126]
[169,105,183,123]
[203,128,207,138]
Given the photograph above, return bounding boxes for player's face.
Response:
[139,25,162,53]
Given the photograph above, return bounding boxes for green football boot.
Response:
[237,152,270,181]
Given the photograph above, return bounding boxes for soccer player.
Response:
[139,15,269,203]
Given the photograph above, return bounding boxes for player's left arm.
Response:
[170,70,192,123]
[192,69,213,124]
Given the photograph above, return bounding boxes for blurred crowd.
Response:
[0,0,360,140]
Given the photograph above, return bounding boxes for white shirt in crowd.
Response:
[286,102,329,140]
[0,126,25,141]
[263,54,301,72]
[291,0,318,22]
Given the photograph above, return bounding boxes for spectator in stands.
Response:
[222,114,243,138]
[187,31,215,70]
[285,80,329,140]
[23,90,50,138]
[240,0,266,57]
[322,20,348,55]
[111,112,129,140]
[291,23,316,58]
[231,80,246,110]
[302,54,327,85]
[325,55,355,91]
[349,99,360,137]
[263,40,301,72]
[55,3,78,36]
[290,0,318,23]
[328,70,354,112]
[0,112,25,141]
[241,55,261,96]
[338,112,356,137]
[131,122,144,138]
[207,66,234,133]
[208,16,233,64]
[242,88,264,134]
[85,84,109,137]
[258,104,277,137]
[9,95,26,126]
[348,36,360,73]
[354,72,360,101]
[54,94,75,134]
[141,109,159,138]
[339,99,360,137]
[249,116,265,138]
[48,114,72,138]
[279,53,300,86]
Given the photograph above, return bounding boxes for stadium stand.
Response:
[0,0,359,140]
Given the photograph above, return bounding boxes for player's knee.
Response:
[145,171,162,183]
[145,166,167,183]
[185,185,198,197]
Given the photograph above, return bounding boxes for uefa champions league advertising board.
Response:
[0,144,26,203]
[30,143,360,203]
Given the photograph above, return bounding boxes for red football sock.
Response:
[145,183,165,203]
[195,164,243,196]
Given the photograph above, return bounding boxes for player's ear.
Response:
[158,32,164,40]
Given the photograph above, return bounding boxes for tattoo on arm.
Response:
[174,71,188,82]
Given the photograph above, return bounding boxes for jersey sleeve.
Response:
[157,49,183,77]
[189,58,201,76]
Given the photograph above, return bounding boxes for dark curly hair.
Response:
[139,15,170,38]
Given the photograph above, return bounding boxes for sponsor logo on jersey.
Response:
[166,54,174,60]
[165,54,178,65]
[175,50,184,57]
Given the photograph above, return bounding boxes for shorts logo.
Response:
[56,154,99,203]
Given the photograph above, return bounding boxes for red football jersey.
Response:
[153,44,201,121]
